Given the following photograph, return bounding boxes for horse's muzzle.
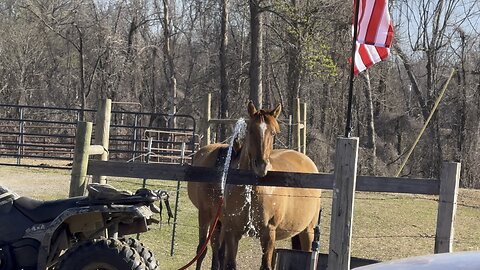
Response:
[252,159,270,177]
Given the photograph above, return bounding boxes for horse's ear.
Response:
[270,103,282,118]
[248,101,257,118]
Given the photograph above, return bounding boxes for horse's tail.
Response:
[291,234,302,250]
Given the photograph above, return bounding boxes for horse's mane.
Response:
[215,145,241,168]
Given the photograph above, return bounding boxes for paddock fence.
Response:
[83,139,462,270]
[0,102,199,169]
[59,99,463,269]
[1,100,475,269]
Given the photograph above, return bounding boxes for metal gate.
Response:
[0,104,198,169]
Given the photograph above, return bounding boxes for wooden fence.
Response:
[79,138,460,270]
[67,99,460,270]
[69,99,111,196]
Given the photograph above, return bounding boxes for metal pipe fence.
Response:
[0,104,198,168]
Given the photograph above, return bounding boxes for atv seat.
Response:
[14,196,87,223]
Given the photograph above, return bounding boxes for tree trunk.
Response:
[286,0,301,116]
[286,43,300,115]
[393,43,428,120]
[77,27,86,121]
[457,30,467,160]
[249,0,263,108]
[362,71,376,175]
[162,0,177,128]
[219,0,230,141]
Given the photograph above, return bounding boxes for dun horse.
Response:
[188,142,241,270]
[221,102,322,270]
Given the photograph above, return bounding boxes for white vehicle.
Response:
[355,251,480,270]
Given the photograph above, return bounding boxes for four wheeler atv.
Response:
[0,184,172,270]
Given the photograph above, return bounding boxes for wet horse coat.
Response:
[221,102,322,270]
[187,143,241,270]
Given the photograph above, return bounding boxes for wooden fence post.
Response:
[300,102,307,154]
[434,162,461,253]
[92,99,111,184]
[294,98,301,152]
[328,137,359,270]
[203,93,212,146]
[69,121,92,197]
[293,98,307,153]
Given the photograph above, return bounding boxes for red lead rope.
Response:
[178,197,224,270]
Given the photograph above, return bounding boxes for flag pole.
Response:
[345,0,361,137]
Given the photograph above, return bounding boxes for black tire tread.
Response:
[120,237,159,270]
[57,238,146,270]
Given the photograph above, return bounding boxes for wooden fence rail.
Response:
[73,111,459,270]
[86,157,459,270]
[87,160,440,195]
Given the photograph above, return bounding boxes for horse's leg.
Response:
[195,212,210,270]
[298,206,321,252]
[210,221,223,270]
[223,230,242,270]
[218,239,225,268]
[291,234,302,250]
[259,225,276,270]
[297,226,315,252]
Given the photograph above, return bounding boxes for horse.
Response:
[187,141,242,270]
[221,101,322,270]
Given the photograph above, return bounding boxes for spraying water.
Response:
[243,185,258,236]
[178,122,246,270]
[220,118,247,195]
[219,118,257,236]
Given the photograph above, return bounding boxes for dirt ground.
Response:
[0,165,71,199]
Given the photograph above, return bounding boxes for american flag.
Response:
[353,0,394,75]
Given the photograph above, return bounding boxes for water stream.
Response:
[243,185,258,236]
[220,118,247,195]
[219,118,257,236]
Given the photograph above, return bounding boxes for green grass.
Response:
[1,166,479,269]
[108,178,202,269]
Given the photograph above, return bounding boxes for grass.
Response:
[1,165,479,269]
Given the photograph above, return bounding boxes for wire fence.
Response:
[150,181,479,268]
[112,177,480,252]
[1,166,479,268]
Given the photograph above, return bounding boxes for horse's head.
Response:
[244,101,281,177]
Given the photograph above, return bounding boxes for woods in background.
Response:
[0,0,479,187]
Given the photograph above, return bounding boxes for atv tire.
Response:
[120,237,159,270]
[56,238,145,270]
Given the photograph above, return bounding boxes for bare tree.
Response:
[219,0,230,140]
[161,0,178,128]
[1,0,480,186]
[361,71,377,175]
[249,0,263,108]
[393,0,480,177]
